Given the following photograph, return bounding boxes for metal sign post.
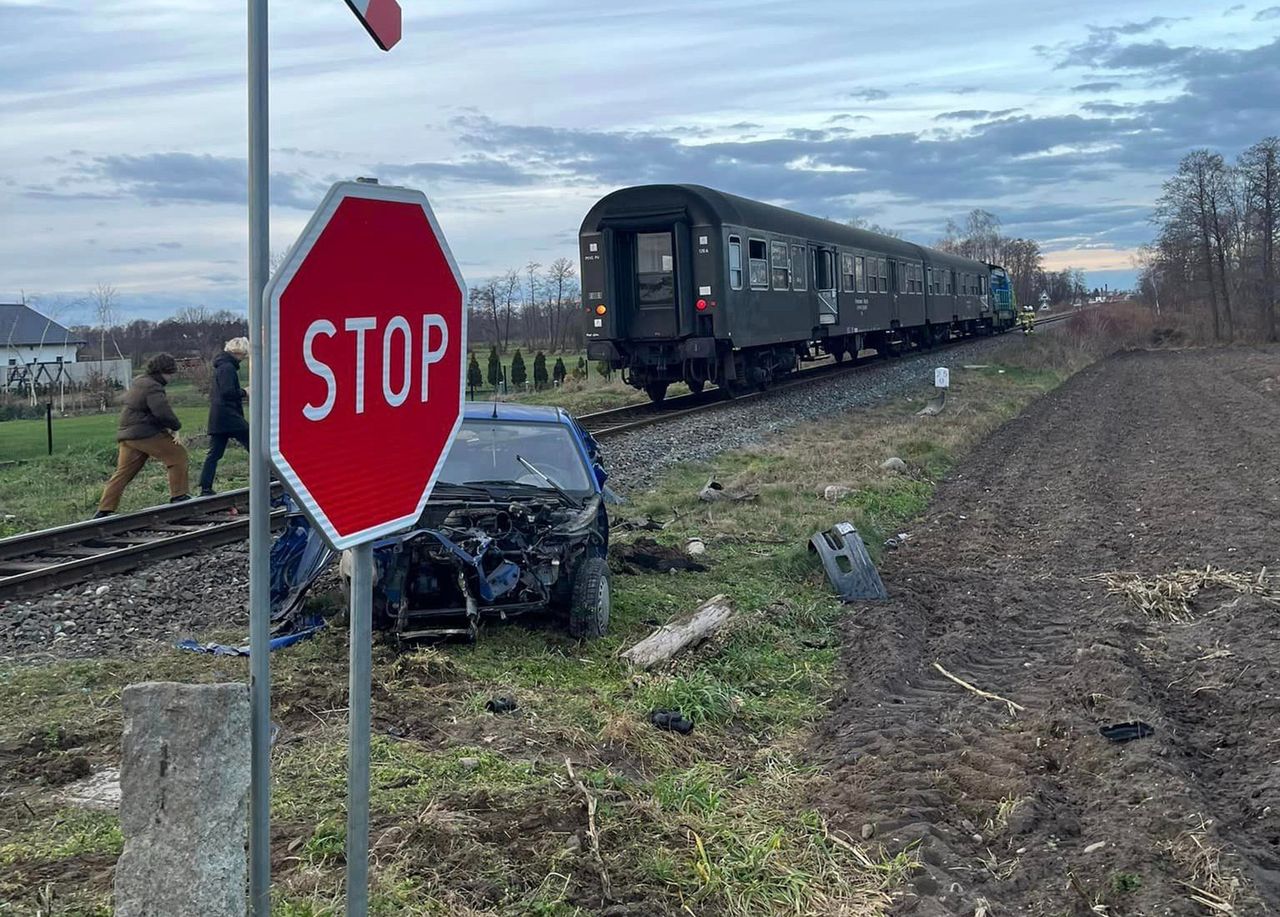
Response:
[346,542,374,915]
[245,4,402,915]
[246,1,271,915]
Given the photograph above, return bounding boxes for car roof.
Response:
[463,402,573,425]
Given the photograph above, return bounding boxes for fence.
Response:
[3,358,133,393]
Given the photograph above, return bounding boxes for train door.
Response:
[630,231,679,338]
[811,245,837,326]
[888,260,900,325]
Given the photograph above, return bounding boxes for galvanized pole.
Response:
[347,542,374,915]
[246,0,272,913]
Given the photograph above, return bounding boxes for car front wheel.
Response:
[568,556,611,639]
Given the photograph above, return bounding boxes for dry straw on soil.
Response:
[1089,566,1280,622]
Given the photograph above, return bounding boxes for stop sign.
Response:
[267,180,467,550]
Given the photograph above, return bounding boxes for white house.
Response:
[1,303,84,367]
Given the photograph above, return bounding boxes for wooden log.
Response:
[620,594,734,669]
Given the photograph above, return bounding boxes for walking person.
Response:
[198,337,250,496]
[94,353,190,518]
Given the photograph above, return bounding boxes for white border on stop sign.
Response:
[265,180,469,550]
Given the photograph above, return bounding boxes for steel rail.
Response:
[0,485,283,601]
[0,489,252,564]
[0,516,256,599]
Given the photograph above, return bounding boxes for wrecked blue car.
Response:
[271,403,612,643]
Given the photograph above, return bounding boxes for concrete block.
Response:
[114,682,250,917]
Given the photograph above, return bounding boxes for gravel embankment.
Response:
[3,330,1035,663]
[2,542,250,663]
[604,335,1015,493]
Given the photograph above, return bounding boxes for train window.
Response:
[791,245,807,292]
[841,253,855,291]
[728,236,743,290]
[878,259,888,293]
[979,275,986,295]
[636,232,675,305]
[899,262,908,294]
[748,238,768,289]
[770,241,791,290]
[855,256,866,293]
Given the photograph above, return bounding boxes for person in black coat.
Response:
[198,337,250,496]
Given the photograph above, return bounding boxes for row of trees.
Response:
[466,347,592,392]
[1139,137,1278,341]
[469,258,583,355]
[935,210,1088,306]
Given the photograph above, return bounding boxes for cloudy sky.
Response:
[2,0,1277,321]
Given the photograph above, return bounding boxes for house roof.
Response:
[0,303,85,347]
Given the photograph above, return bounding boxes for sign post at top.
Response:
[267,180,467,550]
[343,0,402,50]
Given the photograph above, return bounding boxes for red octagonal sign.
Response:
[267,181,467,550]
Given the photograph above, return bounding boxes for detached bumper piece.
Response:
[809,522,887,602]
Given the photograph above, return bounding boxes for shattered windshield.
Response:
[438,420,594,495]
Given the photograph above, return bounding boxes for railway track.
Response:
[579,312,1075,438]
[0,312,1076,601]
[0,487,282,602]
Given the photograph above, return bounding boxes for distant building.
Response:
[1,303,85,367]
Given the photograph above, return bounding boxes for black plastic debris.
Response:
[809,522,888,602]
[1099,721,1155,743]
[611,537,708,575]
[486,696,518,715]
[649,709,694,735]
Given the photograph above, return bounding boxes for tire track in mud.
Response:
[814,348,1280,915]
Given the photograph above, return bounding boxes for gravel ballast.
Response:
[2,329,1044,663]
[603,335,1023,493]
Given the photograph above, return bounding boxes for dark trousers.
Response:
[199,431,250,493]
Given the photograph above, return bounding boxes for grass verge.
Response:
[0,310,1149,914]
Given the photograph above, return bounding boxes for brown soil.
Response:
[814,348,1280,914]
[0,726,95,788]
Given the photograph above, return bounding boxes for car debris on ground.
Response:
[809,522,887,601]
[609,537,707,575]
[697,475,756,503]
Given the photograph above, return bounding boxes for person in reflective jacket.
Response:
[198,337,250,496]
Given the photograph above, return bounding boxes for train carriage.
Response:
[580,184,1012,402]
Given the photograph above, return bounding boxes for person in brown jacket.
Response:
[94,353,191,517]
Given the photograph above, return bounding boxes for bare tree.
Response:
[90,283,126,360]
[963,209,1003,263]
[846,216,902,238]
[1239,137,1279,341]
[525,261,543,347]
[544,258,576,351]
[1156,150,1234,340]
[489,269,521,354]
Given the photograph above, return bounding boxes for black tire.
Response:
[568,556,611,639]
[645,381,669,404]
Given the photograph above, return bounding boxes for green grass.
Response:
[0,406,208,463]
[0,423,248,534]
[0,356,1087,915]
